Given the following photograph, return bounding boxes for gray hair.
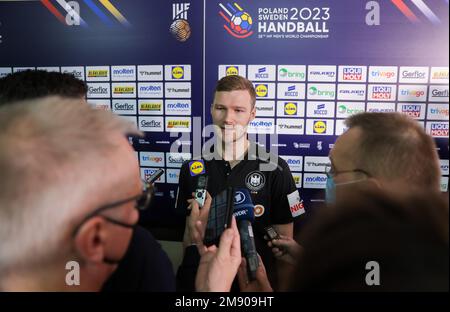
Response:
[0,96,140,273]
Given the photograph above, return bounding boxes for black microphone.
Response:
[233,188,259,281]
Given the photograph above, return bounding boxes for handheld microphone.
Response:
[233,188,259,281]
[194,175,208,208]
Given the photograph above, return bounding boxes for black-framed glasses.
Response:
[73,180,153,235]
[324,163,371,179]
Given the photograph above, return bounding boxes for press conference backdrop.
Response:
[0,0,448,239]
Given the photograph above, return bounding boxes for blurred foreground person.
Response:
[240,189,449,291]
[268,112,444,281]
[0,97,143,291]
[0,70,176,291]
[0,69,87,105]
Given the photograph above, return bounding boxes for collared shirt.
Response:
[176,142,305,287]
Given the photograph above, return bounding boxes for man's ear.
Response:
[249,104,256,121]
[74,216,107,264]
[355,177,382,195]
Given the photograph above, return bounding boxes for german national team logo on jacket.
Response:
[245,171,265,192]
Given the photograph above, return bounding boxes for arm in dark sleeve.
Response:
[176,245,200,292]
[270,158,302,224]
[101,226,176,292]
[175,160,193,214]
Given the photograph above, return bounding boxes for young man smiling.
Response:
[176,75,304,290]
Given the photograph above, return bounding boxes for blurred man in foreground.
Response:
[0,97,142,290]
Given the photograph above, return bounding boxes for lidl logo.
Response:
[189,160,206,176]
[226,66,239,76]
[219,2,253,39]
[284,102,297,115]
[172,66,184,79]
[255,84,268,97]
[313,121,327,134]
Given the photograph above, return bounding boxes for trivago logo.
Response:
[255,84,268,97]
[219,2,253,38]
[172,66,184,79]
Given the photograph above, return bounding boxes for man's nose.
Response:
[224,110,235,125]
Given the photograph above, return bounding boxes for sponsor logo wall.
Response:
[217,64,449,189]
[0,64,194,183]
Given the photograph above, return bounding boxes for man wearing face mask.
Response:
[0,97,143,291]
[0,70,176,292]
[268,112,443,267]
[325,112,441,203]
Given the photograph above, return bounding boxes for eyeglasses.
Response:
[324,163,371,179]
[73,180,153,235]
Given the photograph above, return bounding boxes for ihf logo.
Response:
[170,3,191,42]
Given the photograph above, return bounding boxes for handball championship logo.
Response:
[219,2,253,38]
